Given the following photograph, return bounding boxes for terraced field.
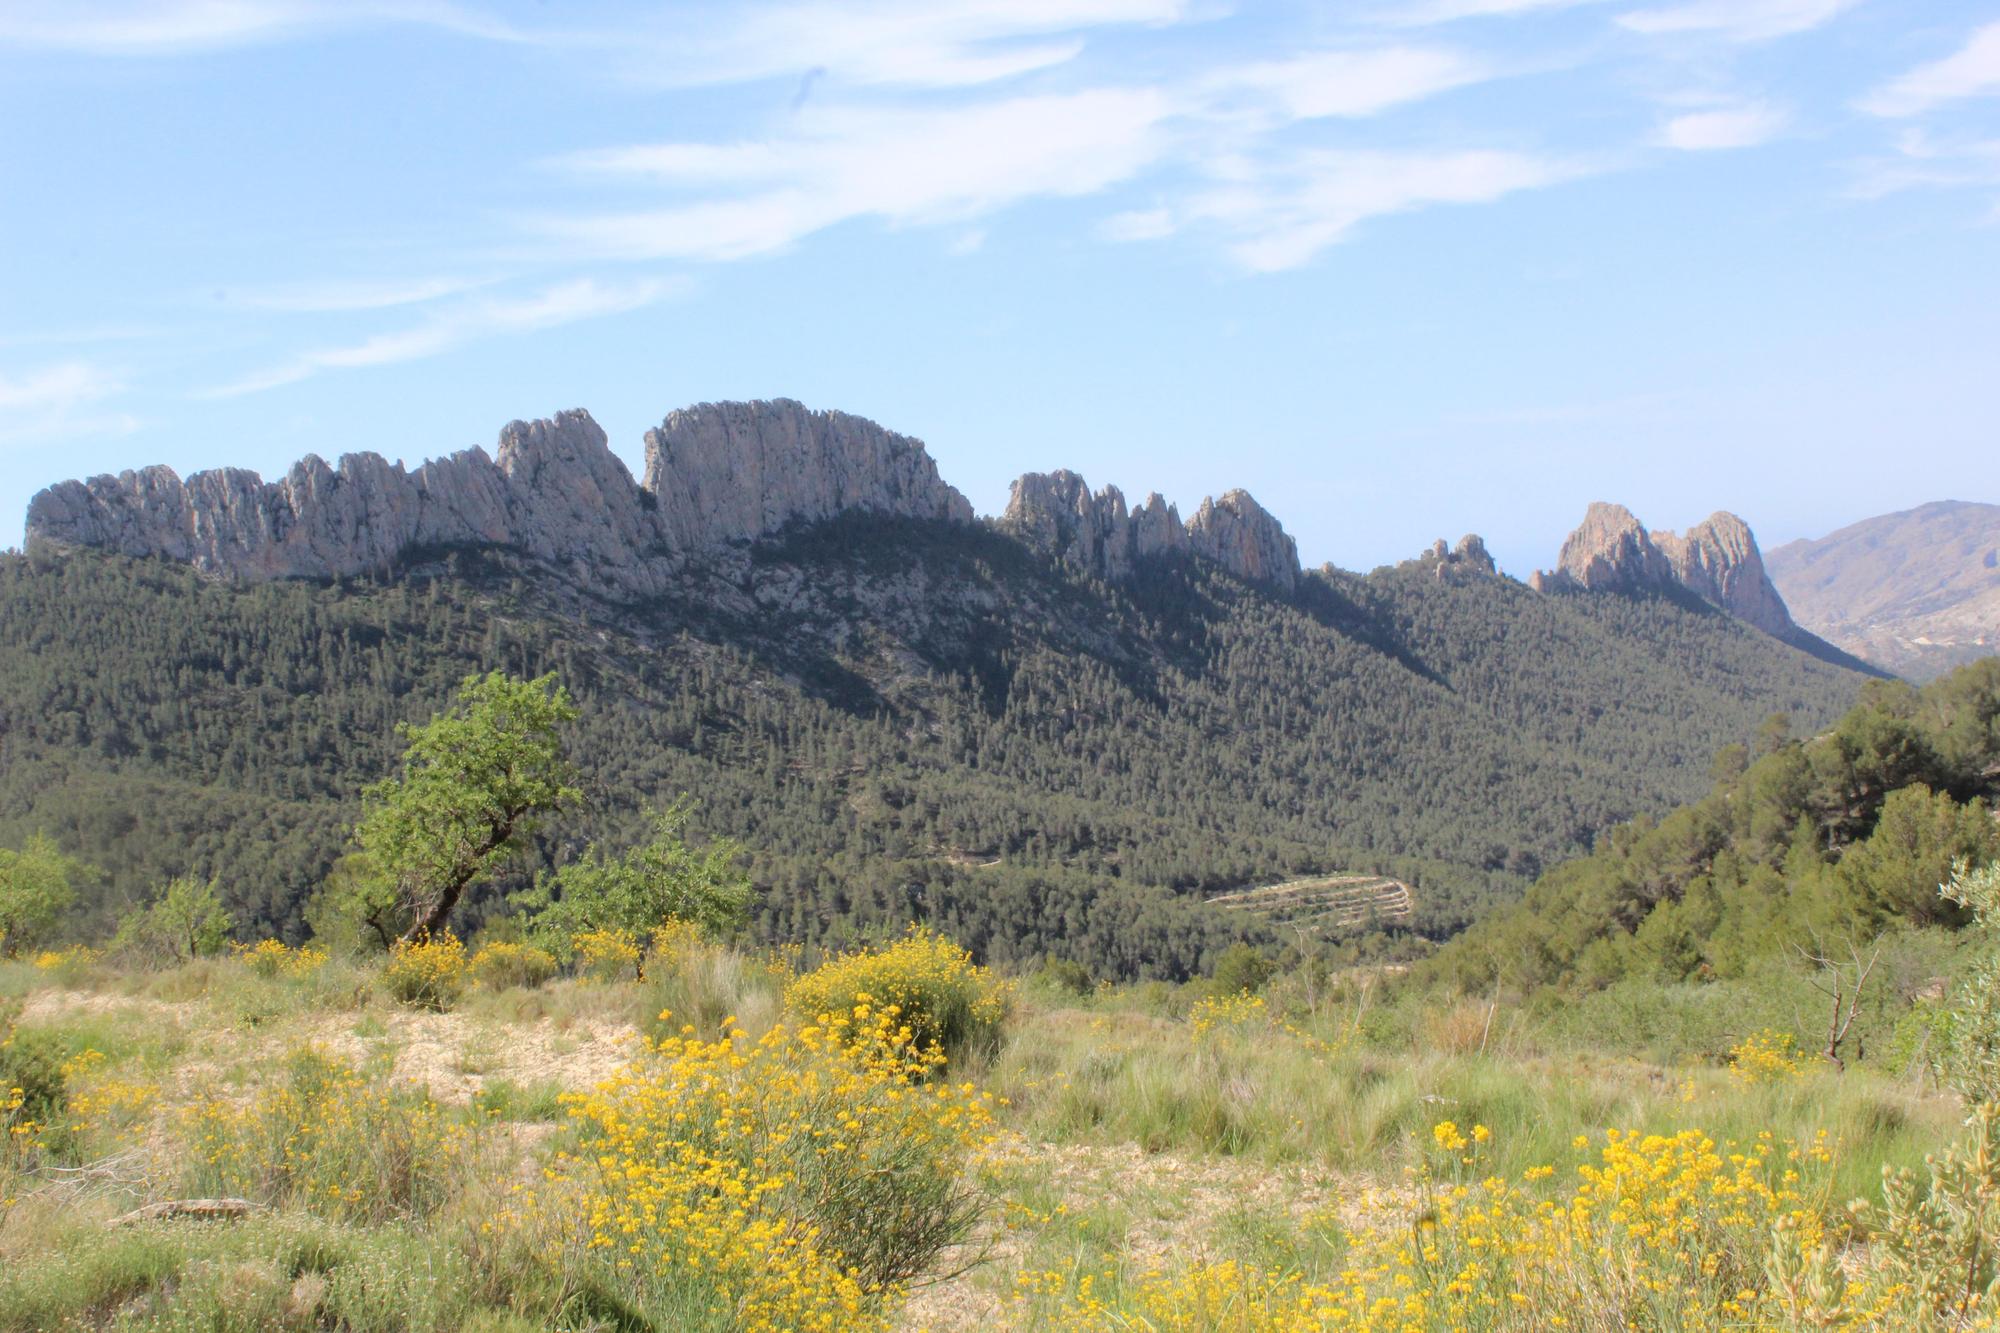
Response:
[1204,874,1414,935]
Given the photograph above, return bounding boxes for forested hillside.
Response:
[1424,659,2000,998]
[0,516,1866,978]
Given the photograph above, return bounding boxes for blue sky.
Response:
[2,1,1997,577]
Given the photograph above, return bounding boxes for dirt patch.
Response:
[898,1136,1386,1331]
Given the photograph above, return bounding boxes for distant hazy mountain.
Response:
[1768,501,2000,681]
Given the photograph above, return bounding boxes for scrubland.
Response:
[3,925,1993,1332]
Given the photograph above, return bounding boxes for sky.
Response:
[2,1,1998,578]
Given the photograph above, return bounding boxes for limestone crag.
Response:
[1653,512,1798,640]
[1001,472,1298,590]
[1411,535,1498,580]
[27,400,974,593]
[1534,502,1675,593]
[645,400,973,551]
[1532,502,1800,640]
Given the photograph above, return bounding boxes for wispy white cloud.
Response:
[1859,21,2000,118]
[228,275,496,313]
[1618,0,1860,43]
[605,0,1189,90]
[1848,129,2000,202]
[0,1,520,55]
[202,276,681,397]
[0,362,139,445]
[1655,102,1787,150]
[538,90,1175,262]
[1180,148,1588,272]
[1201,46,1491,120]
[1378,0,1604,25]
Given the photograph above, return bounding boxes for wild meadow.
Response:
[2,909,1995,1332]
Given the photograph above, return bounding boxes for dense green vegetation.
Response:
[1422,661,2000,1058]
[0,518,1864,978]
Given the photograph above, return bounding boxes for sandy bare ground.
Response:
[20,985,641,1105]
[899,1136,1383,1332]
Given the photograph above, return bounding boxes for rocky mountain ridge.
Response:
[996,470,1300,591]
[1531,502,1804,643]
[25,401,974,597]
[28,400,1311,596]
[28,400,1838,660]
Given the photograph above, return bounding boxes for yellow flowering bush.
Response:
[56,1047,157,1139]
[232,938,328,979]
[29,946,100,984]
[1727,1028,1806,1084]
[522,1008,997,1331]
[183,1047,474,1224]
[1188,990,1267,1042]
[382,933,468,1010]
[784,927,1011,1068]
[468,939,560,990]
[649,917,705,969]
[573,926,643,981]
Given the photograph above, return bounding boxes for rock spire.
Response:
[1532,502,1800,639]
[1000,471,1299,591]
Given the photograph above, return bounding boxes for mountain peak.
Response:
[1533,502,1800,641]
[1000,471,1299,590]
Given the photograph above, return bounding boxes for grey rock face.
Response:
[1001,471,1299,590]
[1186,490,1299,592]
[27,400,974,594]
[645,399,973,551]
[1533,502,1800,640]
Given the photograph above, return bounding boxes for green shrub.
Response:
[0,1015,70,1161]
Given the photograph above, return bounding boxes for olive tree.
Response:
[356,671,581,943]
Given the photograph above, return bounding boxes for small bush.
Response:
[467,941,558,991]
[183,1047,478,1223]
[29,946,101,987]
[570,927,640,982]
[528,1015,995,1327]
[382,934,468,1010]
[784,926,1011,1070]
[1,1019,71,1164]
[233,939,329,980]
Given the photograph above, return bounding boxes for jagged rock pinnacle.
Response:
[1532,502,1800,639]
[1001,471,1298,590]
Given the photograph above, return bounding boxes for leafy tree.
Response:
[0,834,85,957]
[1836,785,1995,929]
[303,852,406,954]
[113,875,233,965]
[1209,942,1276,994]
[1934,860,2000,1102]
[518,801,750,976]
[356,671,580,943]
